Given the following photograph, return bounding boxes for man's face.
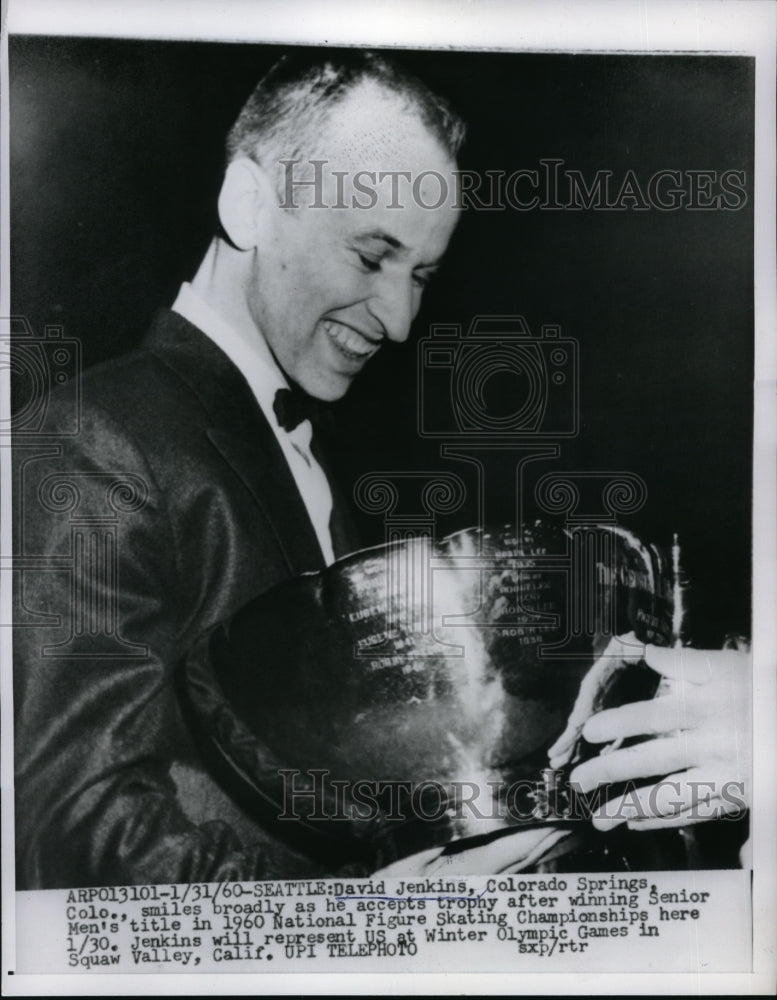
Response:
[247,83,461,400]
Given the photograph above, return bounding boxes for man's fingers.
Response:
[581,695,696,743]
[570,734,696,792]
[594,796,739,831]
[499,828,571,874]
[373,827,572,876]
[546,632,647,767]
[548,721,591,769]
[590,767,748,830]
[373,845,443,876]
[606,631,647,663]
[418,826,569,875]
[642,643,716,684]
[444,826,563,875]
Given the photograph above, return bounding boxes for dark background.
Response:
[9,37,754,644]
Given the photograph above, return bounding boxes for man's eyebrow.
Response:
[353,230,443,268]
[353,230,404,250]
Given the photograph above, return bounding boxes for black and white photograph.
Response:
[1,0,775,994]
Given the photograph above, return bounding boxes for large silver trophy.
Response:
[185,520,681,870]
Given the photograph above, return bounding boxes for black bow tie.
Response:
[273,386,332,434]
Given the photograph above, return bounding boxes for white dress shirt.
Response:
[171,282,335,565]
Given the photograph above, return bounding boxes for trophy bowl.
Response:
[185,520,675,862]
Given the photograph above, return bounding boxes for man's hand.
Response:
[375,826,570,876]
[549,635,751,831]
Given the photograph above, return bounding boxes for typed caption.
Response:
[14,870,750,975]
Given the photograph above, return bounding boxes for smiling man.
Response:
[14,51,465,888]
[194,68,461,405]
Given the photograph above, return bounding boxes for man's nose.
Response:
[366,271,416,344]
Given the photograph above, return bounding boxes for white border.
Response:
[1,0,770,53]
[2,0,775,995]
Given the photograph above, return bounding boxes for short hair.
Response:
[226,50,467,169]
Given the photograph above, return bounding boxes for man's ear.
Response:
[217,158,273,250]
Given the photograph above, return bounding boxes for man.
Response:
[14,50,749,888]
[13,51,463,888]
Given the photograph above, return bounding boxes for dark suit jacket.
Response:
[13,309,369,888]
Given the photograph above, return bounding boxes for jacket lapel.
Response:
[207,426,326,575]
[143,310,326,577]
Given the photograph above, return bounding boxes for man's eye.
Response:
[413,271,432,289]
[358,253,381,272]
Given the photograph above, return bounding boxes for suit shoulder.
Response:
[42,344,216,453]
[82,348,209,424]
